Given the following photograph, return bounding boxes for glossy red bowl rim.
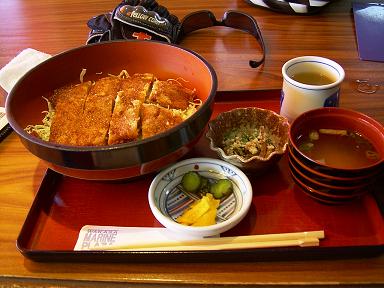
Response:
[289,107,384,172]
[290,171,364,204]
[288,154,369,192]
[289,168,366,202]
[287,145,379,182]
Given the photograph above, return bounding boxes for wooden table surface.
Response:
[1,0,383,287]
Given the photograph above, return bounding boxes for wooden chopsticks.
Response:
[94,230,324,251]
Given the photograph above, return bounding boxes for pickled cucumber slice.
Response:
[181,171,201,192]
[210,179,233,199]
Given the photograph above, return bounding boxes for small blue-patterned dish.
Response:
[148,157,253,237]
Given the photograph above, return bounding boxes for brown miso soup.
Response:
[297,128,380,169]
[291,71,337,85]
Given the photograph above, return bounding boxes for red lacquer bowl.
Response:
[6,40,217,180]
[288,107,384,203]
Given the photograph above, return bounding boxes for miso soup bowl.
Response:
[289,107,384,203]
[6,40,217,180]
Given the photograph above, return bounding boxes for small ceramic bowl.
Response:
[148,157,253,237]
[206,107,290,172]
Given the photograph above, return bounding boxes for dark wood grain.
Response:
[1,0,383,287]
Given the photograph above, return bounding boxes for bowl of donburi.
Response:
[148,157,253,237]
[5,40,217,180]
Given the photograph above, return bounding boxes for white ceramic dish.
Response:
[148,157,253,237]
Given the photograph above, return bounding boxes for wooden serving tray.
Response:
[16,90,384,262]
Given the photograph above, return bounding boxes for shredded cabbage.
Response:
[25,97,55,141]
[79,68,87,83]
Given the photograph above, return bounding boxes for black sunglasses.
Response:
[177,10,266,68]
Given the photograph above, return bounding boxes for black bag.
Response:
[86,0,180,44]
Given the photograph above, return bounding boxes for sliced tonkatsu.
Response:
[78,76,121,146]
[141,103,183,139]
[108,73,154,145]
[27,71,201,146]
[147,79,196,110]
[49,81,92,145]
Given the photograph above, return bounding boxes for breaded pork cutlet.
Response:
[28,71,202,146]
[119,73,154,103]
[141,103,183,139]
[78,76,121,146]
[108,73,154,145]
[49,81,92,145]
[148,79,196,110]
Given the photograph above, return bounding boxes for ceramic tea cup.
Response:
[279,56,345,122]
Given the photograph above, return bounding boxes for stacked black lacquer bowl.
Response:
[288,107,384,204]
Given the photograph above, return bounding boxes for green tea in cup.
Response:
[280,56,345,122]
